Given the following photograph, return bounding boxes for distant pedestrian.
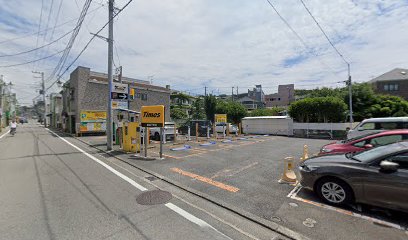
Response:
[10,119,17,135]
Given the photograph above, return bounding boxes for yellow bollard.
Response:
[279,157,297,184]
[300,145,309,162]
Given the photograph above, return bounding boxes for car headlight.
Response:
[320,147,333,153]
[299,164,319,172]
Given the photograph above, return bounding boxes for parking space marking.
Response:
[210,162,259,179]
[161,137,275,160]
[288,185,406,231]
[171,167,240,193]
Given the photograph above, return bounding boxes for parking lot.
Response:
[80,134,408,240]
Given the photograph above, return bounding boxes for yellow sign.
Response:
[80,111,106,122]
[215,114,227,123]
[141,105,165,127]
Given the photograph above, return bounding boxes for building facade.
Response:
[265,84,295,108]
[62,66,171,134]
[370,68,408,100]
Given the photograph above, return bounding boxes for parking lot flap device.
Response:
[141,105,165,127]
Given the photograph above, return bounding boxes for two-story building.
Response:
[61,66,171,134]
[264,84,295,108]
[370,68,408,100]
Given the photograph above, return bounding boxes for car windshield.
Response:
[342,132,382,143]
[352,143,404,162]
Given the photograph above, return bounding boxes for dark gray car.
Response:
[299,141,408,212]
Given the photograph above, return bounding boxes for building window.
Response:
[278,98,281,101]
[141,93,148,101]
[384,83,399,91]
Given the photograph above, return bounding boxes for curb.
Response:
[70,133,310,240]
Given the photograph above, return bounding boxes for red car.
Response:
[319,130,408,155]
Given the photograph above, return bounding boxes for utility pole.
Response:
[0,75,3,131]
[347,63,353,128]
[231,87,234,101]
[107,0,114,150]
[236,86,238,97]
[33,71,46,127]
[204,86,207,96]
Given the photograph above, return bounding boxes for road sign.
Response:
[111,92,128,100]
[215,114,227,123]
[141,105,165,127]
[111,82,128,94]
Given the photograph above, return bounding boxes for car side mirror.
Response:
[380,160,399,172]
[363,144,373,149]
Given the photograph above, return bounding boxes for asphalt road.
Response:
[0,123,286,240]
[79,134,408,240]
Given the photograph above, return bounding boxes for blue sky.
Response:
[1,0,408,105]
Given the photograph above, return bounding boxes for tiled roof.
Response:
[369,68,408,82]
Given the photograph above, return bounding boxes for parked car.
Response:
[319,130,408,155]
[149,122,177,141]
[347,117,408,139]
[215,122,238,134]
[299,141,408,212]
[178,120,212,137]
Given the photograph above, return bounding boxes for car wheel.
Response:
[316,178,353,206]
[154,132,160,141]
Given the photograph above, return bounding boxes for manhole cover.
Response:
[145,176,158,182]
[136,190,172,205]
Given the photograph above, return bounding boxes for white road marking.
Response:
[47,128,233,239]
[47,128,148,191]
[0,129,10,140]
[165,203,233,240]
[288,185,406,231]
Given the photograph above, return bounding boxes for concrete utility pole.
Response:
[231,87,234,101]
[0,75,3,131]
[347,63,353,128]
[33,71,46,127]
[204,86,207,96]
[106,0,114,150]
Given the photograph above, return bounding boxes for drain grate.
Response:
[136,190,172,205]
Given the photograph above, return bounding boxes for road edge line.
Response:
[0,129,10,139]
[46,128,148,192]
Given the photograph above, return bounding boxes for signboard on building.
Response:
[112,101,128,110]
[79,122,106,132]
[80,111,106,122]
[215,114,227,123]
[141,105,165,127]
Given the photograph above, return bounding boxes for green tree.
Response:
[170,108,187,120]
[289,97,347,123]
[191,97,206,120]
[249,107,284,117]
[216,100,247,123]
[204,95,217,122]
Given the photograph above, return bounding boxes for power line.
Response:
[45,0,92,83]
[33,0,45,68]
[51,0,64,39]
[0,5,104,45]
[0,29,74,58]
[299,0,349,65]
[0,49,64,68]
[45,0,134,92]
[265,0,339,76]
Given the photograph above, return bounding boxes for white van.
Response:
[347,117,408,139]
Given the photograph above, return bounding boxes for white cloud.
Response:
[1,0,408,104]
